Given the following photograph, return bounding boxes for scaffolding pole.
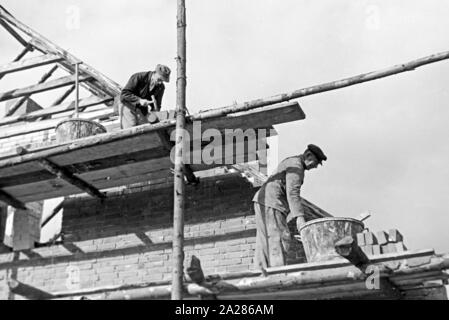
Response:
[172,0,187,300]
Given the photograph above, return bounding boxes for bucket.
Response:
[55,119,107,143]
[298,217,364,263]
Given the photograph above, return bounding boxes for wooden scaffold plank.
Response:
[0,189,26,209]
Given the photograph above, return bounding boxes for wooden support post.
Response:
[8,279,55,300]
[335,236,370,270]
[73,61,82,118]
[37,158,105,199]
[172,0,187,301]
[5,65,59,116]
[0,190,26,210]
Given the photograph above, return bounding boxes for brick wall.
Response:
[0,172,319,299]
[0,98,56,158]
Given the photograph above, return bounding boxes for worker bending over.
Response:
[252,144,327,268]
[119,64,171,129]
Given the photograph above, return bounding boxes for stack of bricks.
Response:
[356,229,407,256]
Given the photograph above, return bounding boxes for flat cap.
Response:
[155,64,171,82]
[307,144,327,164]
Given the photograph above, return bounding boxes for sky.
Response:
[0,0,448,256]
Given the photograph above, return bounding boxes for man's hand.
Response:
[139,98,152,107]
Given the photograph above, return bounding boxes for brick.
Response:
[197,248,220,255]
[118,270,138,279]
[226,264,249,273]
[224,251,248,259]
[363,245,373,256]
[395,242,407,252]
[388,243,397,253]
[388,229,403,243]
[372,245,382,255]
[356,233,365,246]
[364,232,377,245]
[376,231,389,245]
[221,258,242,266]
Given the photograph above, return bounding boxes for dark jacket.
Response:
[120,71,165,116]
[253,155,306,223]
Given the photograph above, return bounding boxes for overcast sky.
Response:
[1,0,448,254]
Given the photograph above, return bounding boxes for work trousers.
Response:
[120,104,149,129]
[254,202,292,269]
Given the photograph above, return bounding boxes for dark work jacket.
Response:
[253,155,306,223]
[120,71,165,116]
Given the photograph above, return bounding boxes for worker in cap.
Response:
[252,144,327,268]
[118,64,171,129]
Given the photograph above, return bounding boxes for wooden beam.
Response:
[26,39,112,99]
[0,100,298,165]
[8,279,55,300]
[0,74,91,102]
[51,84,75,106]
[41,199,65,228]
[0,17,29,48]
[194,51,449,120]
[0,95,112,126]
[12,45,32,62]
[0,45,32,81]
[0,54,63,76]
[0,7,122,97]
[5,65,59,117]
[37,159,105,199]
[0,190,26,209]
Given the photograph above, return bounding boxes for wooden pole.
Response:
[172,0,187,300]
[194,50,449,120]
[74,62,81,118]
